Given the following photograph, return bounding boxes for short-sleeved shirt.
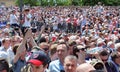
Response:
[49,59,64,72]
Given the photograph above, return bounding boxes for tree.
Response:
[15,0,40,6]
[15,0,120,6]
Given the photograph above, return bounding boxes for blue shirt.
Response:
[49,59,64,72]
[110,60,120,72]
[12,59,26,72]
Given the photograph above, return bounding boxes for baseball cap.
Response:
[28,51,49,66]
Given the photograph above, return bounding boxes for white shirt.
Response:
[10,14,18,24]
[23,13,32,27]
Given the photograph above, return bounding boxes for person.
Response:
[63,55,77,72]
[39,42,51,63]
[49,43,68,72]
[98,49,116,72]
[12,43,27,72]
[90,59,105,72]
[115,43,120,52]
[0,37,11,52]
[39,42,50,56]
[49,43,58,61]
[68,40,76,55]
[110,52,120,72]
[0,59,9,72]
[76,63,95,72]
[0,37,14,64]
[12,29,31,72]
[107,41,115,53]
[73,45,86,64]
[21,50,49,72]
[9,9,19,28]
[21,8,32,36]
[22,8,32,27]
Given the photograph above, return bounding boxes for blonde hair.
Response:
[50,44,58,56]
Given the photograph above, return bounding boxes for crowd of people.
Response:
[0,4,120,72]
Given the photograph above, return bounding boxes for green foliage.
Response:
[15,0,40,6]
[57,0,72,6]
[15,0,120,6]
[83,0,120,6]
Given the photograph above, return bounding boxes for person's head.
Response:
[64,55,77,72]
[11,9,16,14]
[50,43,58,61]
[31,46,43,53]
[56,43,68,61]
[6,22,10,28]
[107,41,114,48]
[111,52,120,64]
[90,59,104,71]
[11,36,22,46]
[89,42,96,48]
[68,40,76,55]
[28,51,49,72]
[115,43,120,52]
[24,8,30,14]
[0,59,9,72]
[38,37,46,43]
[99,50,109,63]
[73,45,86,58]
[97,40,105,47]
[76,63,95,72]
[2,37,11,49]
[77,45,86,55]
[39,42,49,54]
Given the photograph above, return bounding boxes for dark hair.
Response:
[39,37,46,44]
[94,63,104,70]
[0,59,9,72]
[111,52,120,62]
[73,46,79,58]
[99,50,109,56]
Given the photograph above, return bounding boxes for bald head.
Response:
[76,63,95,72]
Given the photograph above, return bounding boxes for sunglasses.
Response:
[43,48,49,51]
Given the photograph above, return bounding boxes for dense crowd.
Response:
[0,4,120,72]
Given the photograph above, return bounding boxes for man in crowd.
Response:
[64,55,77,72]
[49,43,68,72]
[21,50,49,72]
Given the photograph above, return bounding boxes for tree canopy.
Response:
[15,0,120,6]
